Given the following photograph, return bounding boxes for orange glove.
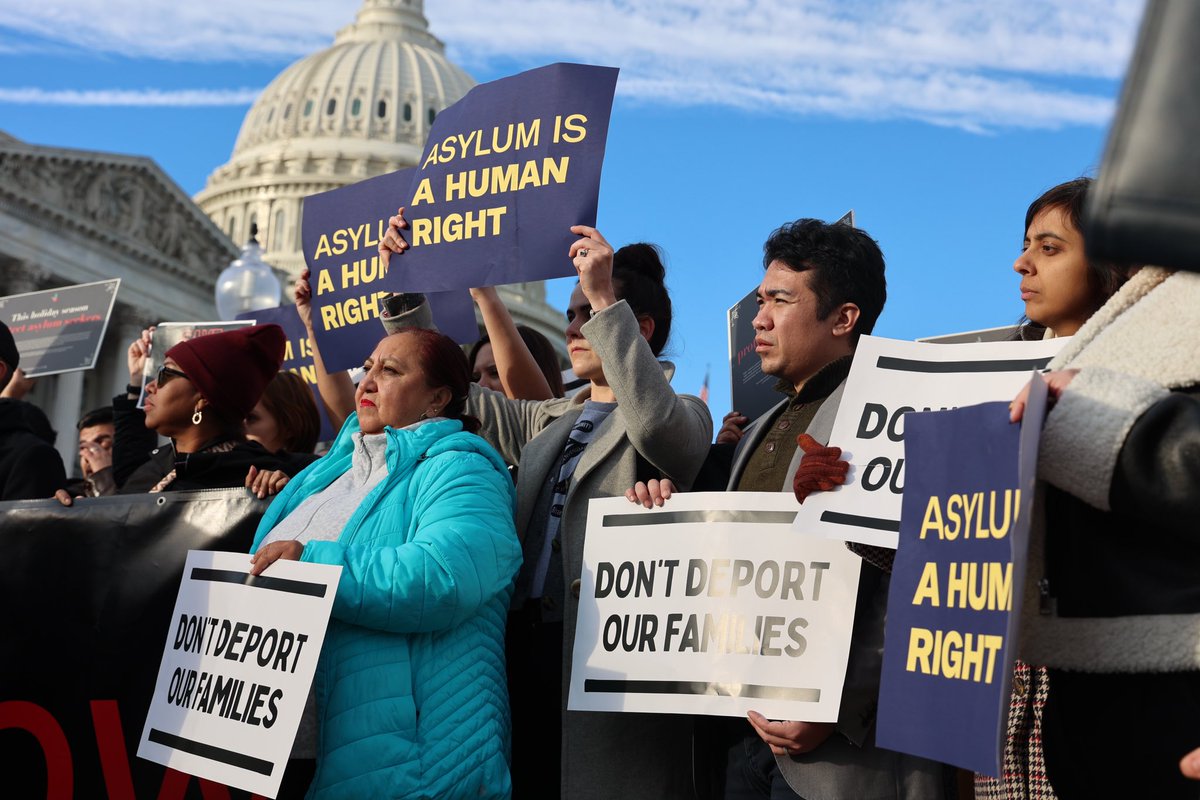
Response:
[792,433,849,504]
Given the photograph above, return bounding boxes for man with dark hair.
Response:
[691,218,886,486]
[70,406,116,496]
[0,320,67,500]
[630,219,949,799]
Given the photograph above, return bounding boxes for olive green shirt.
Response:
[735,356,852,493]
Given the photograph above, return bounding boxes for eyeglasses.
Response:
[155,365,190,387]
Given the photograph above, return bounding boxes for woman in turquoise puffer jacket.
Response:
[249,327,522,799]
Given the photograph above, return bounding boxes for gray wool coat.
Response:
[468,298,713,799]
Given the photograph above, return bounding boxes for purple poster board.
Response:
[301,167,478,372]
[389,62,619,292]
[875,377,1047,776]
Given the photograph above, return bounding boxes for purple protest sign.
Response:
[390,62,619,292]
[875,377,1047,777]
[301,168,479,372]
[237,305,336,442]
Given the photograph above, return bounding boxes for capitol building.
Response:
[196,0,563,341]
[0,0,563,467]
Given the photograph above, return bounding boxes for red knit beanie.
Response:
[166,324,285,420]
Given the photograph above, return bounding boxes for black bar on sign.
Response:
[819,511,901,532]
[584,679,820,702]
[602,510,797,527]
[148,728,274,776]
[189,567,327,598]
[875,356,1052,373]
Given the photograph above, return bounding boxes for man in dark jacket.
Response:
[0,321,67,500]
[719,220,949,800]
[632,219,950,800]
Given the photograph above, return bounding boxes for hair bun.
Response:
[609,241,672,356]
[613,242,666,285]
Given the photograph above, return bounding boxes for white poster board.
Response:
[138,551,341,798]
[793,335,1065,549]
[569,493,862,721]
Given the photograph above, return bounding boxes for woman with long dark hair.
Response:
[970,177,1134,800]
[1005,176,1200,798]
[469,322,565,398]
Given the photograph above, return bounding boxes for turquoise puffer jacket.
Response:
[252,415,521,799]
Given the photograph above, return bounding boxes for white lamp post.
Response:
[214,223,282,320]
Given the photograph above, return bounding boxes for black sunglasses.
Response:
[155,365,189,387]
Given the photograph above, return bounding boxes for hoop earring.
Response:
[192,409,203,425]
[418,412,428,421]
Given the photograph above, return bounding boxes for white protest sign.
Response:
[138,551,341,798]
[793,335,1065,549]
[569,492,862,721]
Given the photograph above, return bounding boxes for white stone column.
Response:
[50,369,85,477]
[1,260,47,296]
[108,305,146,399]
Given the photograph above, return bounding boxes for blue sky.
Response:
[0,0,1145,418]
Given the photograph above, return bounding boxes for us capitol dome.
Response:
[195,0,565,341]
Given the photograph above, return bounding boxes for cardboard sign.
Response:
[727,287,781,424]
[300,167,480,372]
[137,321,256,408]
[876,378,1046,776]
[236,306,335,442]
[792,335,1064,548]
[0,279,120,377]
[138,551,340,798]
[392,62,619,292]
[569,493,862,721]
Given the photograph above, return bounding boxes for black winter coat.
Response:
[112,393,297,493]
[0,399,67,500]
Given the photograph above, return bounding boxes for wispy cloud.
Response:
[0,0,1145,130]
[0,1,343,61]
[428,0,1142,130]
[0,87,261,106]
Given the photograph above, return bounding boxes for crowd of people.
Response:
[0,176,1195,799]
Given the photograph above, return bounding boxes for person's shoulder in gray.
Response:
[379,292,435,334]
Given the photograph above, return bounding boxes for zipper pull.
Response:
[1038,577,1053,616]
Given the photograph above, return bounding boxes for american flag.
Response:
[699,365,710,404]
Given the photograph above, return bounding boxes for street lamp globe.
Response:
[214,223,282,320]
